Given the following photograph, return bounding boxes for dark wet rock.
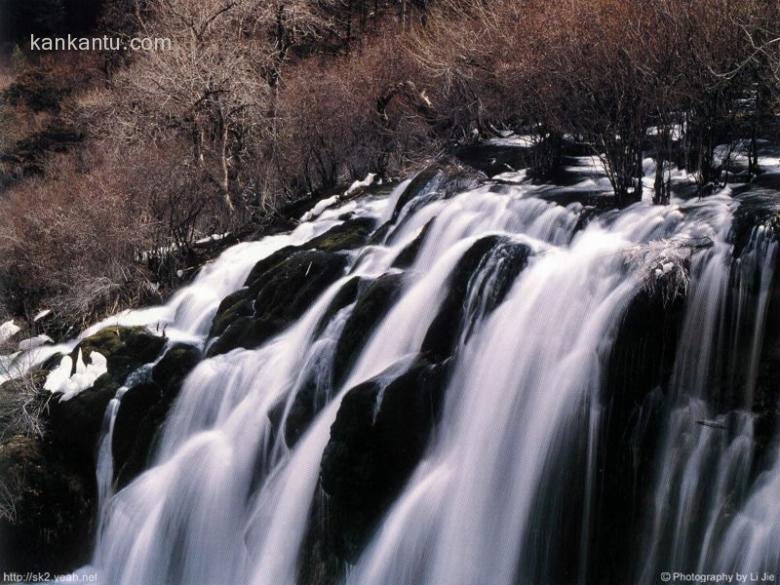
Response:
[152,342,202,390]
[306,217,377,252]
[587,286,687,584]
[209,250,348,356]
[112,343,202,488]
[422,236,530,362]
[210,204,389,357]
[390,163,486,224]
[244,246,301,291]
[209,258,289,343]
[455,141,533,177]
[209,288,254,338]
[46,373,119,477]
[207,317,266,358]
[366,222,392,246]
[752,251,780,473]
[239,218,376,302]
[282,275,402,448]
[391,219,433,268]
[312,277,361,340]
[0,436,93,574]
[45,326,165,476]
[730,192,780,257]
[319,356,448,561]
[112,382,160,484]
[74,326,166,382]
[331,273,405,387]
[283,377,324,449]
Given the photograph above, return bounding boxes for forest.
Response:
[0,0,778,333]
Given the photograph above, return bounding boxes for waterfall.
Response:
[60,167,778,584]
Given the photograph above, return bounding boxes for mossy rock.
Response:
[422,236,530,362]
[391,219,434,268]
[245,246,301,292]
[209,250,348,356]
[209,288,254,338]
[305,217,377,252]
[112,343,202,488]
[43,326,165,475]
[0,435,93,574]
[390,163,486,224]
[331,272,405,387]
[319,356,448,561]
[74,325,166,382]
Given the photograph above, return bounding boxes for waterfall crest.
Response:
[59,167,780,585]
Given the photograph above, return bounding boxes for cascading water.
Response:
[44,159,779,584]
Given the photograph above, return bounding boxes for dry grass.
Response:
[0,368,52,441]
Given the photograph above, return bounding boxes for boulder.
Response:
[331,273,405,387]
[312,277,362,340]
[391,219,434,269]
[752,251,780,472]
[305,217,377,252]
[46,326,166,475]
[319,356,448,562]
[0,436,93,574]
[422,236,530,362]
[280,274,403,448]
[112,343,201,488]
[209,288,254,338]
[587,285,687,584]
[209,250,348,356]
[390,162,486,224]
[46,373,119,477]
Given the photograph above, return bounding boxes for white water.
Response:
[33,167,779,584]
[638,207,779,583]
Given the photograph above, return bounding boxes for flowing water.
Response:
[41,167,780,584]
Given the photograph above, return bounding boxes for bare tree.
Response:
[114,0,334,213]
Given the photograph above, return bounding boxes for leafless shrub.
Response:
[276,32,433,195]
[0,369,52,441]
[0,147,155,327]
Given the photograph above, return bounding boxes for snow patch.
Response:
[18,335,54,352]
[345,173,377,197]
[301,195,341,222]
[493,169,529,183]
[194,232,231,245]
[0,320,21,344]
[34,309,52,322]
[44,350,108,402]
[486,134,537,148]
